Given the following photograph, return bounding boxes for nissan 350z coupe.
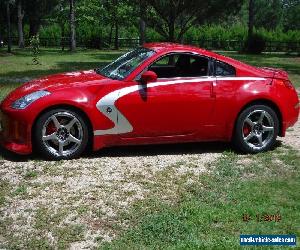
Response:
[0,43,299,160]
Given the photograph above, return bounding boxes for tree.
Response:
[6,0,13,53]
[69,0,76,51]
[75,0,105,48]
[17,0,25,48]
[139,0,146,45]
[250,0,283,31]
[248,0,254,38]
[144,0,244,42]
[101,0,134,49]
[58,1,68,51]
[113,0,119,50]
[282,0,300,30]
[238,0,299,32]
[24,0,59,36]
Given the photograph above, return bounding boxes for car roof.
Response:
[143,42,218,58]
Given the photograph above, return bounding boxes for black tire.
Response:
[34,108,89,160]
[233,105,279,153]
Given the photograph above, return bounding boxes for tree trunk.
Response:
[114,21,119,50]
[6,1,12,53]
[29,21,40,37]
[69,0,76,51]
[168,22,175,42]
[59,2,65,51]
[139,0,146,45]
[17,0,25,48]
[61,22,65,51]
[113,0,119,50]
[109,24,113,46]
[179,36,184,44]
[248,0,254,38]
[168,7,175,42]
[139,19,146,45]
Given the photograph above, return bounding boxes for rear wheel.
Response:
[34,108,89,160]
[233,105,279,153]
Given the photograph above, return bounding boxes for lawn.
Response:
[0,47,124,101]
[0,47,299,249]
[102,147,300,249]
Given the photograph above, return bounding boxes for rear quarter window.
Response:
[215,61,236,77]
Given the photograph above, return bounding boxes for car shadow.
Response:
[87,141,231,158]
[88,140,283,158]
[0,140,283,162]
[0,142,230,162]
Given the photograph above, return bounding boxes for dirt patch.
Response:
[281,120,300,150]
[281,89,300,150]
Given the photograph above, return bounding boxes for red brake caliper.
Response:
[46,121,57,135]
[243,123,251,137]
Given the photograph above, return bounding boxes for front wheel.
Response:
[233,105,279,153]
[34,108,89,160]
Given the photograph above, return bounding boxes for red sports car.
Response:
[0,43,299,160]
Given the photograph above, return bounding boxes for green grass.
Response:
[101,148,300,249]
[13,184,28,197]
[24,170,38,179]
[0,47,299,102]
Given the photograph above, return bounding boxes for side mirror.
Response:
[140,70,157,84]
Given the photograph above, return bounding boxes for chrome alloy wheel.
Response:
[241,109,275,150]
[42,112,83,157]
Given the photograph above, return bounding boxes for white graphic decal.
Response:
[94,77,265,136]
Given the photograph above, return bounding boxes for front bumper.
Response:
[0,110,32,155]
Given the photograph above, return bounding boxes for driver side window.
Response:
[149,53,209,79]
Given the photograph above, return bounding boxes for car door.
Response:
[117,53,216,138]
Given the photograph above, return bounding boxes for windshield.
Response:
[96,47,155,80]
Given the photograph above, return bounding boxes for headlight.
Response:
[11,90,50,109]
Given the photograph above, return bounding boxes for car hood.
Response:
[3,70,111,102]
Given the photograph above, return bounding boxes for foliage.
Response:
[283,0,300,30]
[30,35,40,64]
[253,0,283,30]
[184,24,300,43]
[238,0,300,32]
[1,0,300,52]
[144,0,243,42]
[33,23,300,50]
[24,0,60,36]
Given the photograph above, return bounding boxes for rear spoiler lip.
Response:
[258,67,289,80]
[259,67,276,79]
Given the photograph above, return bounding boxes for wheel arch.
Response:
[233,99,283,139]
[31,104,94,153]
